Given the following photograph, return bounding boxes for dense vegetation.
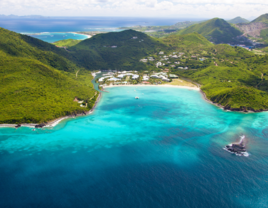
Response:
[176,18,243,44]
[53,39,82,47]
[69,29,170,71]
[162,32,213,48]
[228,17,249,24]
[0,27,96,124]
[164,43,268,111]
[252,13,268,24]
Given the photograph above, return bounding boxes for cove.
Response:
[24,32,89,43]
[1,86,268,207]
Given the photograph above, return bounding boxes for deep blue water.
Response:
[1,87,268,207]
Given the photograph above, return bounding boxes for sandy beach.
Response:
[71,32,92,39]
[103,84,200,90]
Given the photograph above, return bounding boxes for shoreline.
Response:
[103,84,200,90]
[199,89,268,113]
[0,93,102,129]
[21,32,91,39]
[70,32,91,39]
[1,83,267,129]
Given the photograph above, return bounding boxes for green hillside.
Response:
[53,39,82,47]
[170,44,268,111]
[228,17,249,24]
[69,29,169,71]
[252,13,268,24]
[162,32,213,48]
[0,27,96,124]
[176,18,243,44]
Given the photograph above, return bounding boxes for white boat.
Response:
[135,96,139,99]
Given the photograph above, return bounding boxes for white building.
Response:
[156,62,162,68]
[111,46,117,48]
[143,75,149,81]
[159,51,164,55]
[161,77,170,82]
[140,59,148,63]
[151,75,160,79]
[99,76,113,82]
[132,75,139,79]
[107,77,121,81]
[117,74,126,78]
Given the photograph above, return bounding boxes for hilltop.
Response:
[234,13,268,43]
[252,13,268,24]
[0,27,97,124]
[228,17,249,24]
[176,18,242,44]
[69,29,169,71]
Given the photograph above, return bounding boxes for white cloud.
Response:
[0,0,267,19]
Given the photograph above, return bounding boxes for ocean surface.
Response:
[1,86,268,207]
[0,17,203,43]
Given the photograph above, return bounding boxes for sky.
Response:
[0,0,267,19]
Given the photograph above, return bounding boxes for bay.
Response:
[1,86,268,207]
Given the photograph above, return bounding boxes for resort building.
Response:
[142,75,149,81]
[132,75,139,79]
[107,77,121,81]
[169,74,179,78]
[159,51,164,55]
[140,59,148,63]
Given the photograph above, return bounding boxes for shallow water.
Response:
[1,87,268,207]
[25,32,89,43]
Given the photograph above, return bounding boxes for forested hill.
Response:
[0,27,97,124]
[162,32,213,48]
[176,18,242,44]
[228,17,249,24]
[69,29,169,71]
[252,13,268,24]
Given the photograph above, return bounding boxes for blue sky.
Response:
[0,0,267,19]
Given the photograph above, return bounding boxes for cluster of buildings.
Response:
[98,71,140,83]
[150,72,170,82]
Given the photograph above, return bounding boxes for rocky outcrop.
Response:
[35,123,46,128]
[224,135,249,157]
[235,22,268,38]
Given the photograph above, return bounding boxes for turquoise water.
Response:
[24,32,89,43]
[1,87,268,207]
